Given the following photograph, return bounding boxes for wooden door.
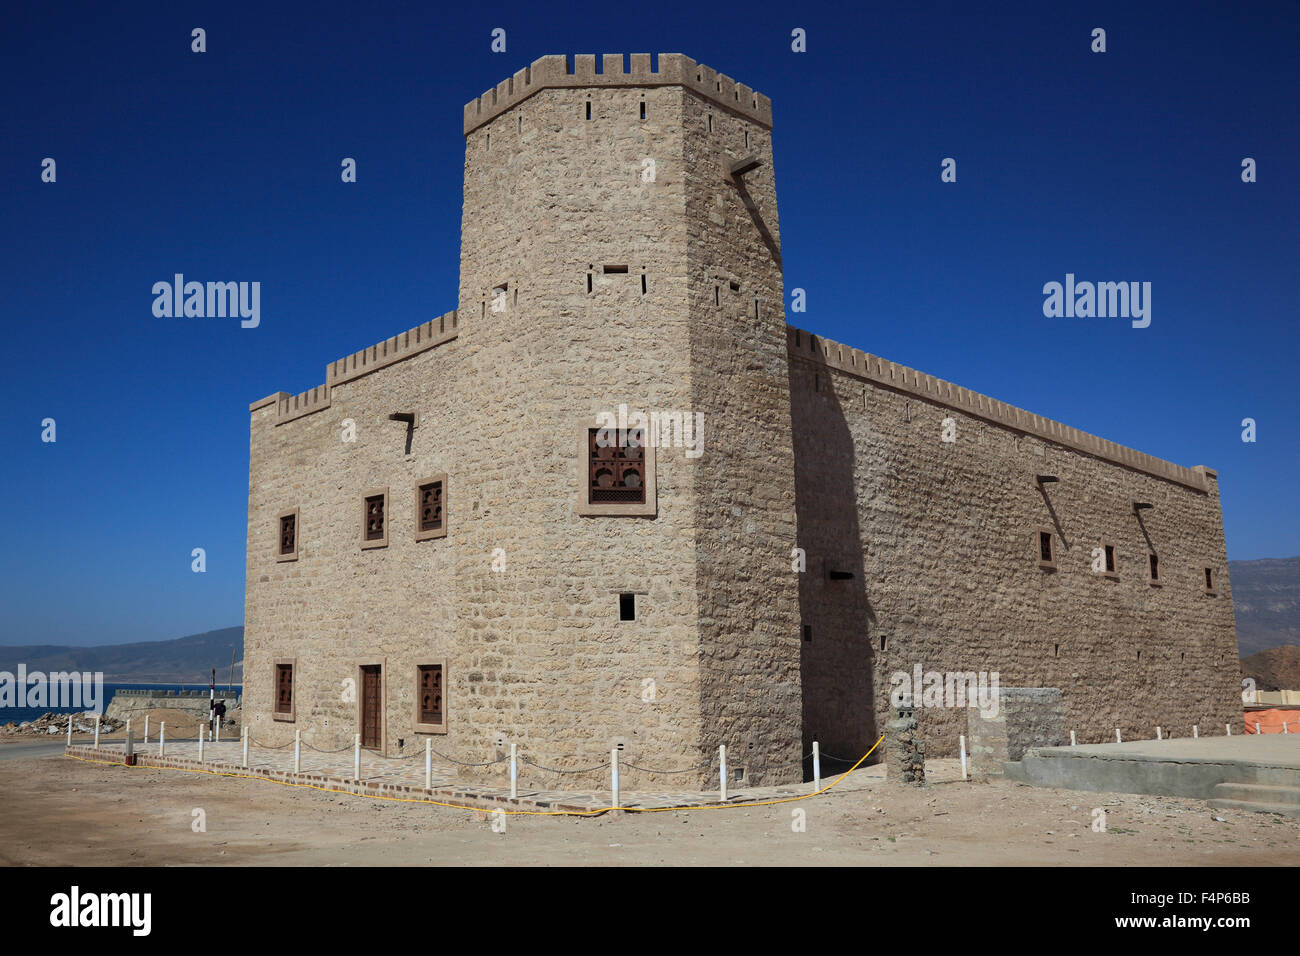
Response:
[360,665,381,749]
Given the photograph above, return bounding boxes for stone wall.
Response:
[789,328,1241,758]
[967,687,1067,775]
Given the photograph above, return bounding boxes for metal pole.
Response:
[144,714,149,743]
[66,715,72,747]
[94,715,100,749]
[720,744,728,802]
[353,734,360,781]
[242,726,248,768]
[509,742,517,799]
[812,741,821,790]
[425,738,432,790]
[959,734,968,780]
[293,729,301,772]
[199,726,205,763]
[611,748,620,810]
[159,721,165,756]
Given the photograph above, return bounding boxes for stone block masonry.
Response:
[242,52,1240,795]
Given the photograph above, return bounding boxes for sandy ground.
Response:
[2,749,1298,866]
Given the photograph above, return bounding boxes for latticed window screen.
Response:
[588,427,646,503]
[418,665,443,725]
[419,482,443,533]
[275,663,293,714]
[279,513,296,555]
[364,494,385,540]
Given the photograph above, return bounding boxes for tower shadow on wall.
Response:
[789,357,878,782]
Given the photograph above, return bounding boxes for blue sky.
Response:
[1,0,1296,646]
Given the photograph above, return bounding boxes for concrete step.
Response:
[1207,798,1300,819]
[1210,782,1300,806]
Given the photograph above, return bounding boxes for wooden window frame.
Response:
[1097,539,1119,579]
[361,487,389,549]
[414,474,448,542]
[413,661,448,735]
[272,658,296,722]
[576,423,657,517]
[276,507,300,562]
[1036,527,1056,570]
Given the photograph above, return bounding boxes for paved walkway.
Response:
[64,739,919,814]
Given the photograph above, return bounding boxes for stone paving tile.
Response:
[68,739,908,813]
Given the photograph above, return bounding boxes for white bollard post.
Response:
[199,726,205,763]
[611,748,620,810]
[1070,730,1077,748]
[1193,724,1199,739]
[353,734,360,782]
[67,716,73,747]
[144,715,149,744]
[1226,723,1231,737]
[812,741,821,791]
[959,734,968,780]
[1156,726,1162,741]
[1255,722,1261,736]
[509,742,517,799]
[216,720,220,744]
[720,744,728,802]
[425,739,432,790]
[94,715,100,749]
[294,729,301,773]
[1284,722,1289,735]
[1116,728,1122,744]
[159,722,165,756]
[242,726,249,768]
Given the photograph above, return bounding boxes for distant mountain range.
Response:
[0,626,243,682]
[1228,557,1300,657]
[0,559,1294,680]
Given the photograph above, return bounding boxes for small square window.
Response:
[619,593,636,621]
[277,508,299,562]
[273,660,295,722]
[414,476,448,542]
[361,488,389,549]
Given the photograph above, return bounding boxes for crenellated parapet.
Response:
[249,310,459,426]
[463,53,773,134]
[787,325,1212,492]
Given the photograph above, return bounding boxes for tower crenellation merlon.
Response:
[463,53,772,135]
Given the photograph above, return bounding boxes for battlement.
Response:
[463,53,772,135]
[787,326,1213,492]
[249,310,459,426]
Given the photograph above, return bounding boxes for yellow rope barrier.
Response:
[63,734,883,817]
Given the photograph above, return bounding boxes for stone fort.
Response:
[243,53,1240,789]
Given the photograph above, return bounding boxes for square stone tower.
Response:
[452,53,802,787]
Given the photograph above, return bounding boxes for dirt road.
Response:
[2,751,1297,866]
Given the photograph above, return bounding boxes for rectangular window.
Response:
[1104,544,1116,573]
[639,101,646,120]
[1204,567,1216,593]
[619,592,636,621]
[1148,552,1160,584]
[361,488,389,549]
[588,427,646,504]
[273,660,295,721]
[576,423,656,517]
[414,663,446,733]
[414,476,447,542]
[1096,540,1118,577]
[1037,529,1055,569]
[277,508,299,562]
[803,625,812,643]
